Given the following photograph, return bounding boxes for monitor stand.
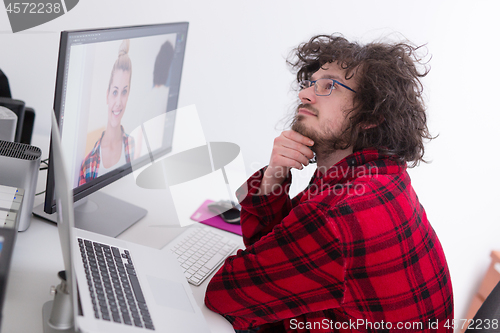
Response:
[32,191,147,238]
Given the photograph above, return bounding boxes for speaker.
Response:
[0,140,41,231]
[0,106,17,142]
[20,107,35,145]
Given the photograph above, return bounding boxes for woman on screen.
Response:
[78,40,135,186]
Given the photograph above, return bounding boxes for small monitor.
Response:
[34,22,189,237]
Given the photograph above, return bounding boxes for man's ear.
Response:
[361,116,384,130]
[362,123,377,130]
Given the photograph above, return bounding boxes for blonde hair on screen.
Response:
[108,39,132,91]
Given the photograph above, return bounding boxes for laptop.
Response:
[49,109,210,332]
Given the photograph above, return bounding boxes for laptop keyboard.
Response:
[170,227,238,286]
[78,238,155,330]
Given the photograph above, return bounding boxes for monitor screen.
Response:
[41,22,188,236]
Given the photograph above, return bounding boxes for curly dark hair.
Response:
[287,34,434,167]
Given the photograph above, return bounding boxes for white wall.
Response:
[0,0,499,324]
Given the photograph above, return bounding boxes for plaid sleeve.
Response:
[236,168,295,247]
[78,133,103,186]
[204,201,345,330]
[124,131,135,163]
[78,161,87,186]
[78,151,97,186]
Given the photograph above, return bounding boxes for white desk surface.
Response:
[2,138,242,333]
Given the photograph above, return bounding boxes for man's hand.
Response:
[258,130,314,196]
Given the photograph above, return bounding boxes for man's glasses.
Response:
[299,78,356,96]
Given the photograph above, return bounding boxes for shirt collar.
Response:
[310,148,406,185]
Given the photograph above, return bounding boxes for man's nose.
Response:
[299,85,316,104]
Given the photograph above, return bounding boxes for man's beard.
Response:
[291,113,350,157]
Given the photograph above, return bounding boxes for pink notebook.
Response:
[190,200,242,236]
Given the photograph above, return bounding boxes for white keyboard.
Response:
[170,227,239,286]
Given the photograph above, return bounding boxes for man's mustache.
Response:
[296,104,319,116]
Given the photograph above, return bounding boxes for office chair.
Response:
[0,69,36,144]
[0,97,25,142]
[0,69,12,98]
[465,280,500,333]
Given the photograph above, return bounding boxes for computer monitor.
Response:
[33,22,189,237]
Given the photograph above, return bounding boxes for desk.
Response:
[1,162,243,333]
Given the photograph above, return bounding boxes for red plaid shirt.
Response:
[78,126,134,186]
[205,149,453,332]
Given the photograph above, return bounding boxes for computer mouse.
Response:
[207,200,241,224]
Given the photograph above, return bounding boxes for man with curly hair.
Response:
[205,34,454,333]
